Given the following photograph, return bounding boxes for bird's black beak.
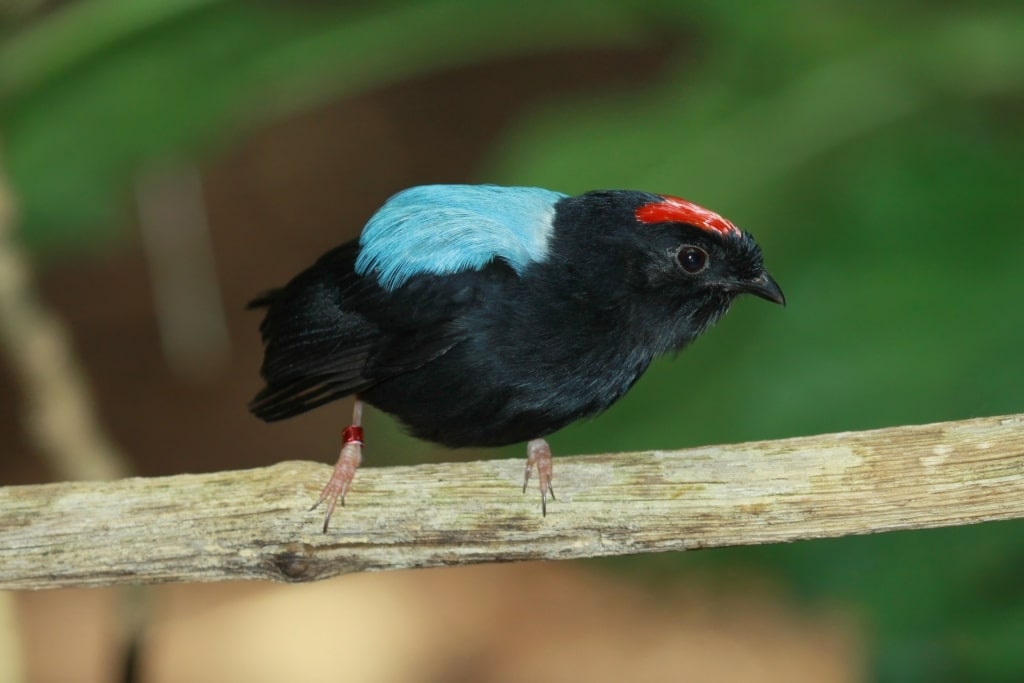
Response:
[740,271,786,306]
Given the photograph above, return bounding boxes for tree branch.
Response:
[2,413,1023,590]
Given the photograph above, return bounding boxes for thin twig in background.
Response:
[1,413,1022,591]
[0,147,138,680]
[136,162,230,381]
[0,152,130,482]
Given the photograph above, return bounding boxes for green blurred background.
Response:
[2,1,1023,681]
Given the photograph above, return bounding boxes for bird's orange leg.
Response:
[312,399,364,533]
[523,438,555,516]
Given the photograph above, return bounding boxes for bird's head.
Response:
[552,190,784,350]
[632,193,784,304]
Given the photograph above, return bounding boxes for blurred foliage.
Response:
[0,0,646,250]
[3,1,1024,681]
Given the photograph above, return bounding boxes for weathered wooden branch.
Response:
[2,413,1023,590]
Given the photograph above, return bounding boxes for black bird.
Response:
[250,184,785,531]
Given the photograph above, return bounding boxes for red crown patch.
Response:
[635,195,739,237]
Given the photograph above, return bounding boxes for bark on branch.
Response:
[2,413,1023,590]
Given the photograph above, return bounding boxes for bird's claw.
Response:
[313,441,362,533]
[523,438,554,516]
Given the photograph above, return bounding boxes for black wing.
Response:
[249,242,487,421]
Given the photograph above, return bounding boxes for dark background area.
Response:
[2,2,1023,681]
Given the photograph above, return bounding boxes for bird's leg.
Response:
[523,438,555,516]
[312,399,364,533]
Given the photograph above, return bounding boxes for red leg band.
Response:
[342,425,364,445]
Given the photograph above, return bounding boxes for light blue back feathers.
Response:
[354,184,567,291]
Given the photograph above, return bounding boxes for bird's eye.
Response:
[677,246,709,274]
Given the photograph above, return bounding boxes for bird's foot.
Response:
[312,425,363,533]
[523,438,555,516]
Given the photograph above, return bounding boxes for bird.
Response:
[249,184,784,532]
